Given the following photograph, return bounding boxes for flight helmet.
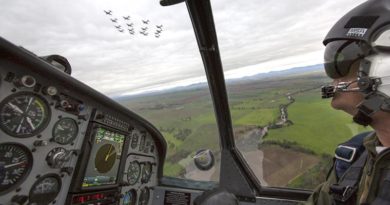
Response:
[322,0,390,125]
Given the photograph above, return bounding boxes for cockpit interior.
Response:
[0,0,370,204]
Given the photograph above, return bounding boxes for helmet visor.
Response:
[324,41,367,79]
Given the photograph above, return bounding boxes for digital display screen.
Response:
[82,127,125,188]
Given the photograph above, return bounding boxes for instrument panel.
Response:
[0,37,166,205]
[120,129,158,205]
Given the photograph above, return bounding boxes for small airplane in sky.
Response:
[140,31,148,36]
[123,16,130,20]
[142,20,150,24]
[118,29,124,33]
[110,18,118,23]
[156,25,163,29]
[127,23,133,27]
[155,34,160,38]
[129,31,135,35]
[155,30,161,34]
[115,25,122,29]
[104,10,112,15]
[141,27,148,31]
[128,28,134,32]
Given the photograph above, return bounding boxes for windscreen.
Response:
[0,0,221,184]
[211,0,372,189]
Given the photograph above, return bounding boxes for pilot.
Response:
[307,0,390,204]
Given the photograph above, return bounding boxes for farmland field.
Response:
[116,66,372,189]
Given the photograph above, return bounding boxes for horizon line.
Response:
[111,63,324,99]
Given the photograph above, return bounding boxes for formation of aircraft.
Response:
[155,25,163,38]
[103,10,163,38]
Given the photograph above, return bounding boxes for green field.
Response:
[265,91,369,155]
[117,70,372,189]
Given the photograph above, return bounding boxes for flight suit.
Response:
[306,133,390,205]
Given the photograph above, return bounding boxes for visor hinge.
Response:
[357,77,382,94]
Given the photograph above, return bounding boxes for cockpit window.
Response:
[2,0,372,192]
[1,1,221,183]
[213,0,370,189]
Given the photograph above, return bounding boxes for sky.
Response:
[0,0,367,97]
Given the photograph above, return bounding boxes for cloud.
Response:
[1,0,366,96]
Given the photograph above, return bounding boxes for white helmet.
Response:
[322,0,390,125]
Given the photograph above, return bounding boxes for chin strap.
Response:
[353,110,372,126]
[353,93,390,126]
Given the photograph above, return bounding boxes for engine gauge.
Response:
[122,189,137,205]
[138,133,146,151]
[0,143,33,195]
[0,92,50,138]
[130,130,140,149]
[29,174,61,205]
[53,118,78,145]
[127,161,141,185]
[138,187,150,205]
[141,162,152,184]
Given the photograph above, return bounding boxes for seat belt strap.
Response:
[329,151,368,204]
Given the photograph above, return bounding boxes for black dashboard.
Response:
[0,37,167,205]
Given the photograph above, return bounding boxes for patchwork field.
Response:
[116,68,372,189]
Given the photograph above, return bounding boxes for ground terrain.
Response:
[116,67,372,190]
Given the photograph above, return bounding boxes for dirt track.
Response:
[181,128,320,187]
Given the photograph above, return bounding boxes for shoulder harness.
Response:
[329,131,373,204]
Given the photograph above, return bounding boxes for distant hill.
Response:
[227,64,323,82]
[114,64,324,101]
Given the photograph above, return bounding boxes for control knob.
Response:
[14,75,36,88]
[46,147,74,169]
[42,86,58,96]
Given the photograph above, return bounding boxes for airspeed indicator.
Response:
[0,92,50,138]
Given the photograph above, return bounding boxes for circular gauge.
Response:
[122,189,137,205]
[138,187,150,205]
[141,162,152,184]
[95,144,117,173]
[53,118,78,145]
[0,143,33,195]
[29,174,61,205]
[127,161,141,185]
[0,92,51,138]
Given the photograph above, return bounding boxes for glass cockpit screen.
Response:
[83,127,125,187]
